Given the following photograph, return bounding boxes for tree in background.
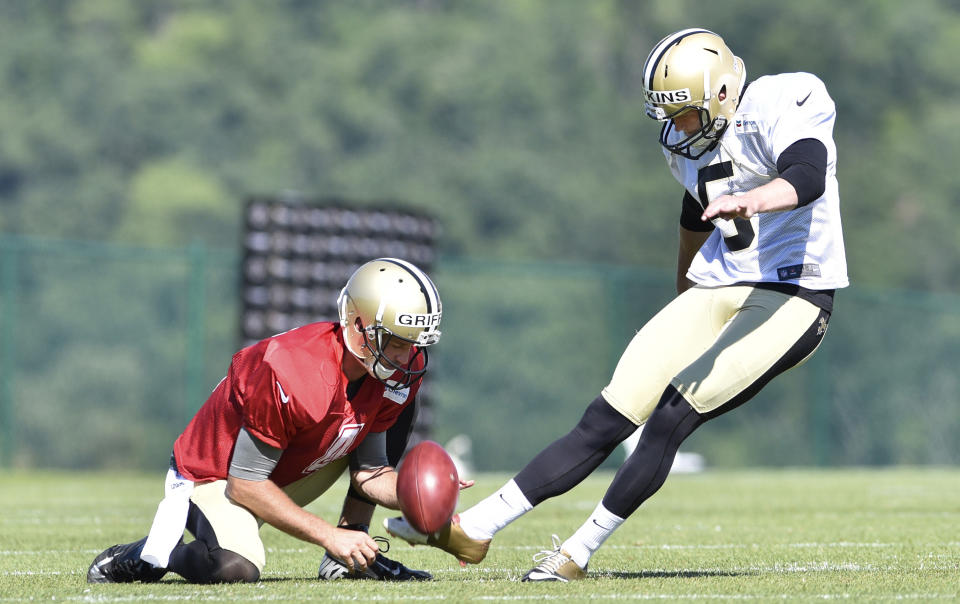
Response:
[2,0,959,469]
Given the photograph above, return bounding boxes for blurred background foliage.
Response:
[1,0,959,471]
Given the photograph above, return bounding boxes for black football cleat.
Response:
[317,523,432,581]
[318,550,432,581]
[87,536,168,583]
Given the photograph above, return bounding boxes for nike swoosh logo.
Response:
[796,91,812,106]
[591,519,615,531]
[276,381,290,404]
[91,555,115,577]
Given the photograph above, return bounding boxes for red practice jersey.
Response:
[173,322,421,487]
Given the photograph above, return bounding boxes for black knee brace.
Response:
[514,395,638,506]
[601,385,705,518]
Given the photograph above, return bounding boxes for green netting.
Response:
[2,236,957,471]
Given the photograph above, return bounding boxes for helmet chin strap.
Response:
[371,360,395,381]
[357,332,401,382]
[352,322,429,390]
[362,324,396,380]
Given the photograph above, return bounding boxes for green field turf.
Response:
[1,468,958,602]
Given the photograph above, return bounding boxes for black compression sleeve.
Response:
[385,397,418,467]
[601,386,706,518]
[513,396,638,506]
[228,427,282,481]
[777,138,827,207]
[348,430,389,471]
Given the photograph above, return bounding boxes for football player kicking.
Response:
[87,258,463,583]
[386,28,848,581]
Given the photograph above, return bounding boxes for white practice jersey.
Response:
[664,72,848,290]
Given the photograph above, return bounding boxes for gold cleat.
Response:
[384,514,490,564]
[520,535,587,582]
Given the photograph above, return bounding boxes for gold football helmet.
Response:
[642,28,746,159]
[338,257,442,389]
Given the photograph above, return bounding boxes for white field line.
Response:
[7,509,960,523]
[306,541,959,552]
[274,541,960,552]
[0,593,958,603]
[6,540,960,556]
[473,596,959,602]
[6,560,960,578]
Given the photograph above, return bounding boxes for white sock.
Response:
[457,479,532,540]
[561,502,625,569]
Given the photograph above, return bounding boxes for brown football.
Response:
[396,440,459,534]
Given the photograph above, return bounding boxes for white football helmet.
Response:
[338,257,442,389]
[642,28,746,159]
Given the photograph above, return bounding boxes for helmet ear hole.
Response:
[355,317,374,349]
[718,85,727,102]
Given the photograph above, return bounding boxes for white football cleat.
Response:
[383,516,430,545]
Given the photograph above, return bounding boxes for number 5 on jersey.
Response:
[697,159,757,253]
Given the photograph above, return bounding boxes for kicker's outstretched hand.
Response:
[702,194,756,221]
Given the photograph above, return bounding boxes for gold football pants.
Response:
[602,285,827,424]
[188,458,349,571]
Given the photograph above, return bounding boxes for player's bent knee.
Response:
[575,395,637,452]
[644,386,704,438]
[207,549,260,583]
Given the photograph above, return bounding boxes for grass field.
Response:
[1,468,959,602]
